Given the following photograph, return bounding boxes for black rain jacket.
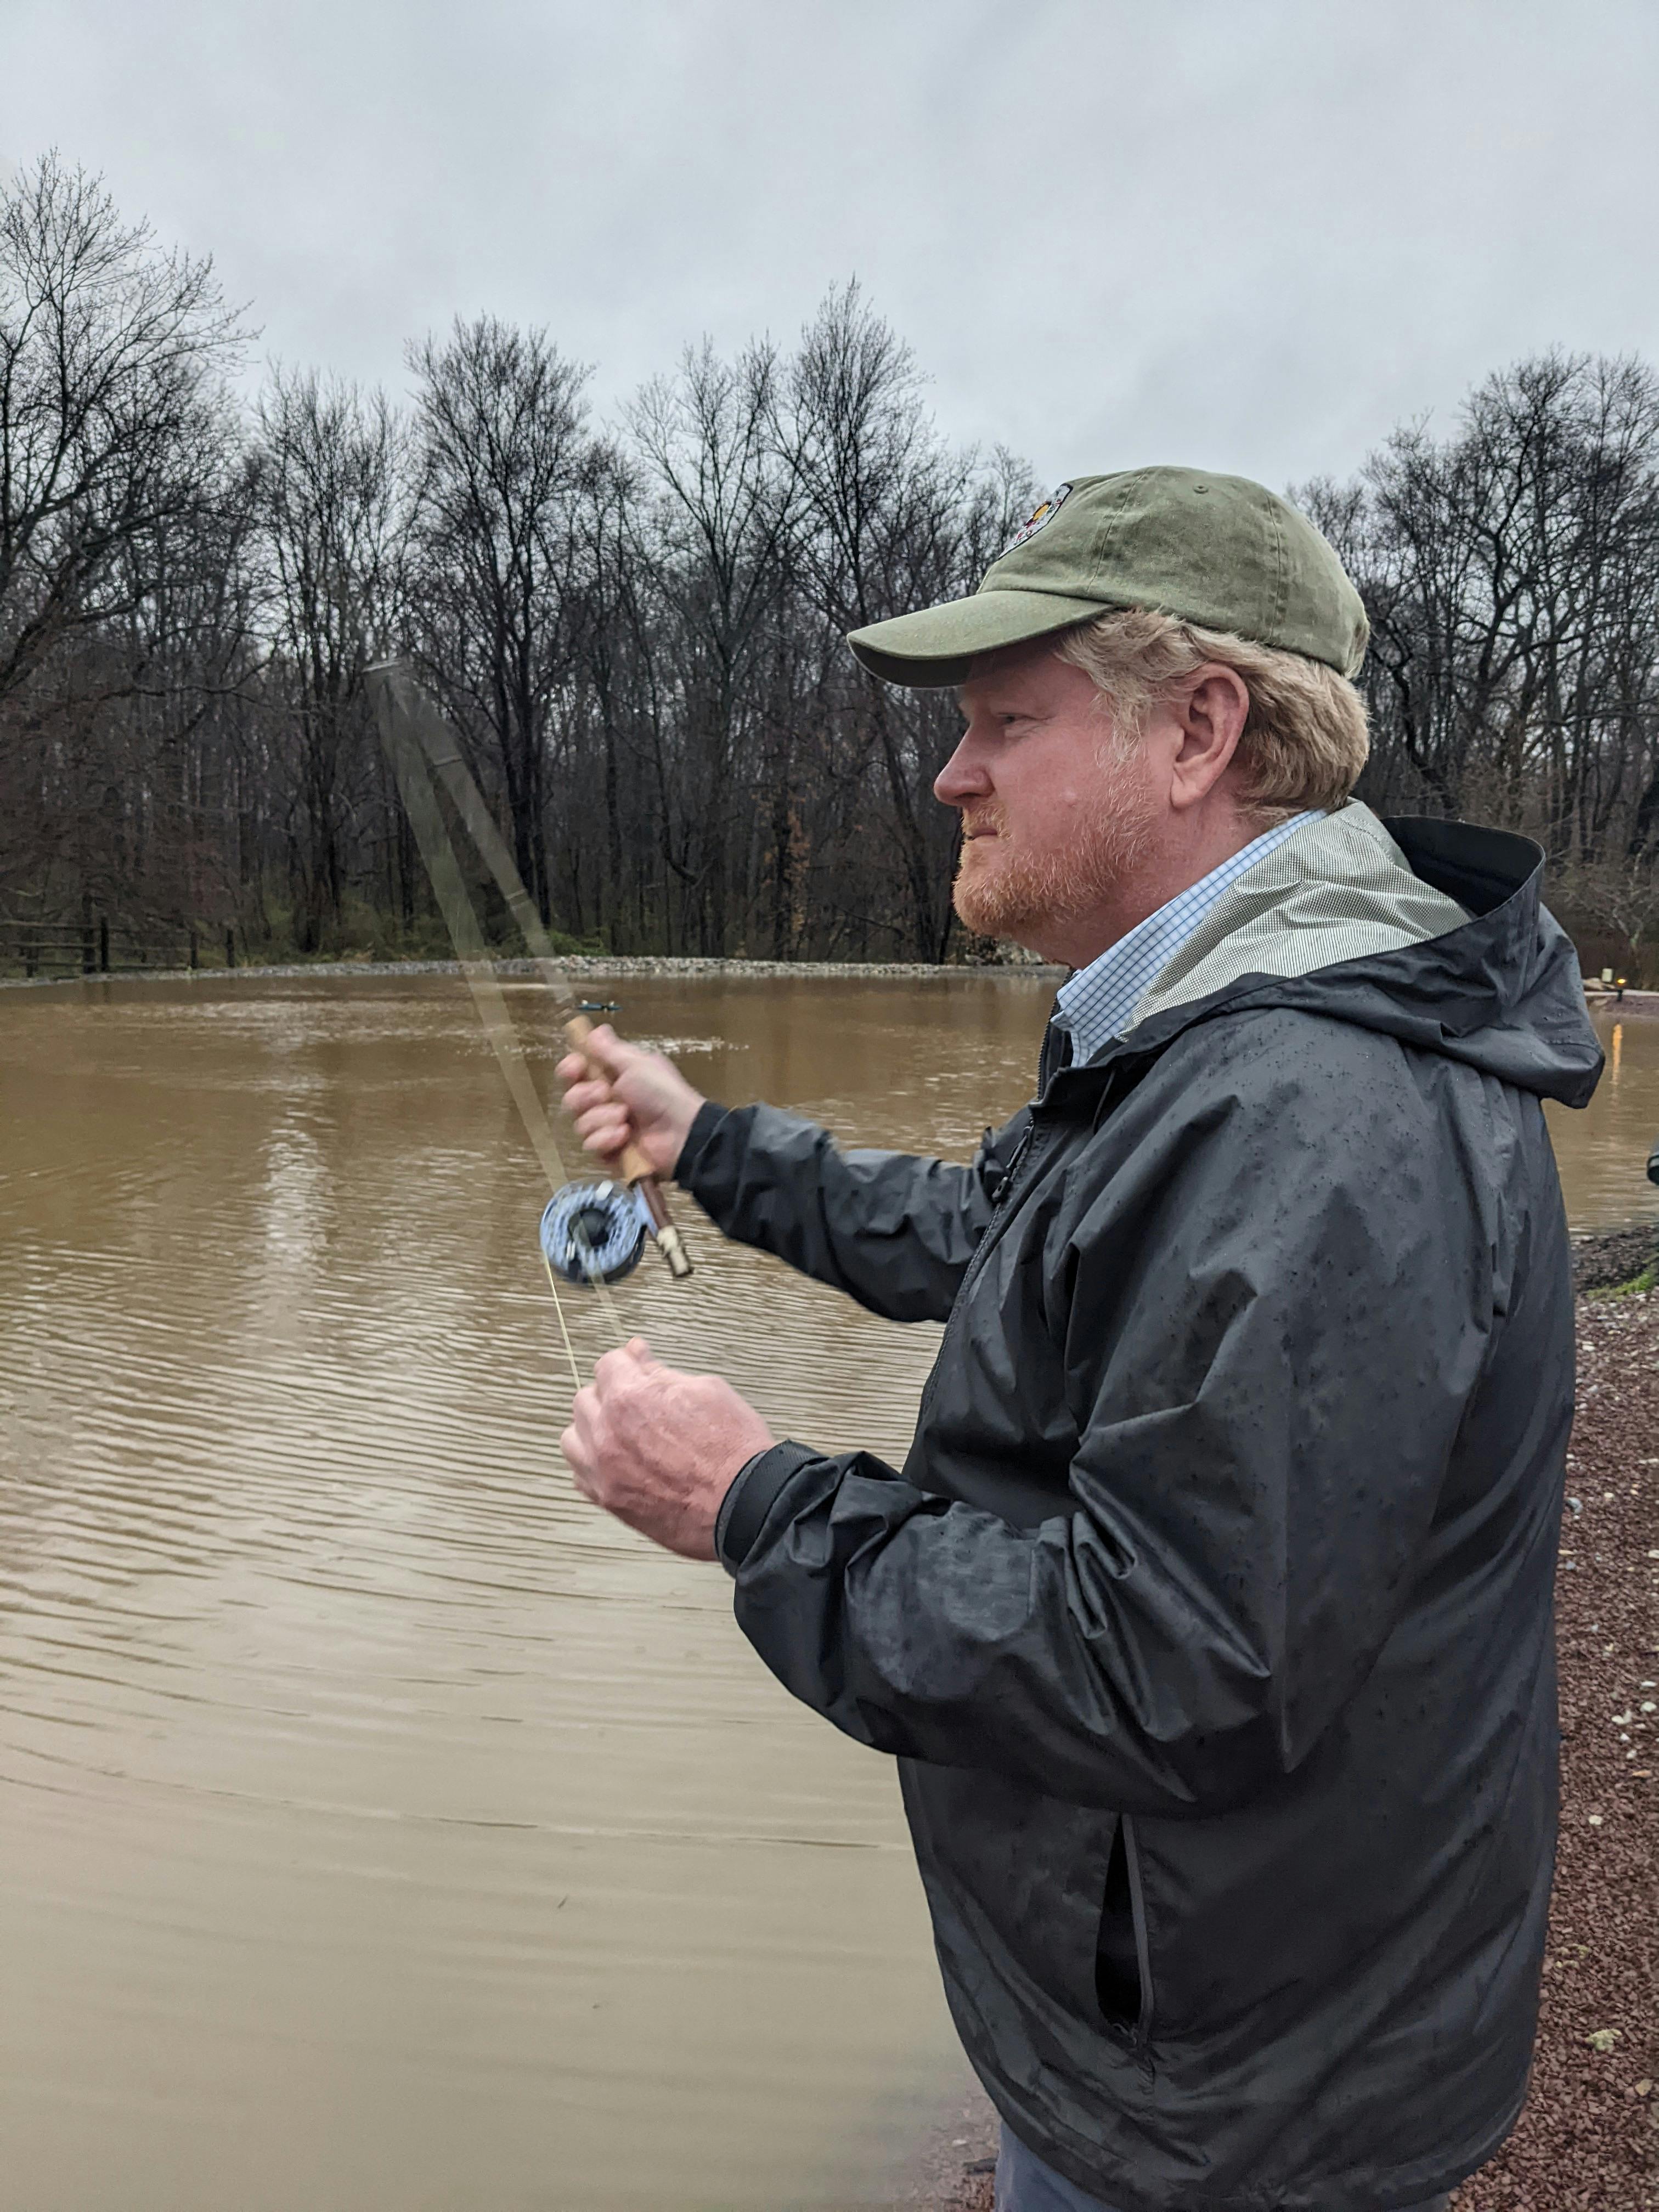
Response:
[675,820,1602,2212]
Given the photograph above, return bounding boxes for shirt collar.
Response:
[1052,812,1322,1065]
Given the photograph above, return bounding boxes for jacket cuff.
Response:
[715,1440,821,1576]
[673,1099,729,1185]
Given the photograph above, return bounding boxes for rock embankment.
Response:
[924,1245,1659,2212]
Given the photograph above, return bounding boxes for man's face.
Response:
[935,642,1160,957]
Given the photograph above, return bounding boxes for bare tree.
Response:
[252,368,407,950]
[407,318,592,927]
[628,338,798,953]
[0,153,245,704]
[1306,353,1659,869]
[783,283,1031,957]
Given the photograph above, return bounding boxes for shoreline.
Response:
[0,952,1070,991]
[3,956,1654,1013]
[922,1226,1658,2212]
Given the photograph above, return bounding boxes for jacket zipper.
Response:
[934,1119,1047,1340]
[1122,1815,1157,2063]
[914,1121,1047,1428]
[989,1120,1036,1212]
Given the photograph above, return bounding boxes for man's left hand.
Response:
[561,1339,775,1560]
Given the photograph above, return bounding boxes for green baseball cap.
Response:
[846,466,1369,687]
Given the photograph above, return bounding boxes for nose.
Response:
[934,728,991,807]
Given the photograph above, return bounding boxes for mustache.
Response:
[959,803,1007,840]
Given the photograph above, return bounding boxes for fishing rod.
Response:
[365,661,694,1384]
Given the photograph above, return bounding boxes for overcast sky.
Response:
[4,0,1656,492]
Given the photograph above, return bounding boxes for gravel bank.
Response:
[1575,1222,1659,1295]
[0,952,1066,990]
[1453,1272,1658,2212]
[923,1259,1659,2212]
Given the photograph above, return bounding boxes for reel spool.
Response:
[539,1181,651,1287]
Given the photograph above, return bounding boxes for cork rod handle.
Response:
[562,1016,662,1188]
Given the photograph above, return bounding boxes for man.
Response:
[558,469,1603,2212]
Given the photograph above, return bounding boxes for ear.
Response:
[1168,666,1249,812]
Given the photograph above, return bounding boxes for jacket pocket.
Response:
[1095,1815,1154,2047]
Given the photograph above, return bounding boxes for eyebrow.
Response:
[960,693,1038,719]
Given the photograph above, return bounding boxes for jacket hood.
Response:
[1113,804,1604,1109]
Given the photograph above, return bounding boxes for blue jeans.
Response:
[994,2126,1452,2211]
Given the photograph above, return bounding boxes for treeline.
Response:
[1304,353,1659,974]
[0,156,1024,969]
[4,155,1658,975]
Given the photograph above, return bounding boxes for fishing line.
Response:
[366,664,633,1383]
[368,663,693,1280]
[541,1252,585,1386]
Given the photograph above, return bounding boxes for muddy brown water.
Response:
[1,977,1654,2212]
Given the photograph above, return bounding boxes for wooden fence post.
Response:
[99,917,110,973]
[225,926,236,970]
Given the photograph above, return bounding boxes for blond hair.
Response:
[1053,607,1369,825]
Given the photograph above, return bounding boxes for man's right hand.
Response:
[556,1024,707,1181]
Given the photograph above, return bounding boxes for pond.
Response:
[1549,1006,1659,1232]
[0,974,1653,2212]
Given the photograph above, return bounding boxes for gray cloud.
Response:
[4,0,1656,488]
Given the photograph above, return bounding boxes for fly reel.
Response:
[538,1180,652,1287]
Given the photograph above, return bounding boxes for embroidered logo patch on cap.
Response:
[1001,482,1072,555]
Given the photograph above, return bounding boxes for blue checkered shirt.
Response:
[1052,813,1322,1064]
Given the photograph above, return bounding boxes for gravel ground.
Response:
[1450,1266,1658,2212]
[1575,1223,1659,1294]
[921,1246,1658,2212]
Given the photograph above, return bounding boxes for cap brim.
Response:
[847,588,1109,689]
